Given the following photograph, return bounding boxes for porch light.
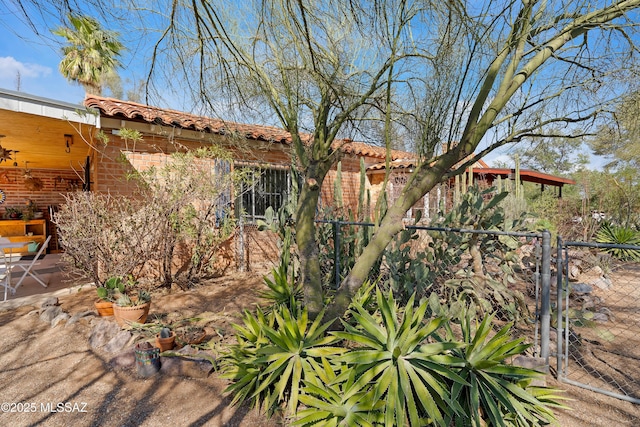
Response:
[64,134,73,153]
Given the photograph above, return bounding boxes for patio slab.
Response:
[1,253,92,310]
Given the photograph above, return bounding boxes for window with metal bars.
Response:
[237,167,291,222]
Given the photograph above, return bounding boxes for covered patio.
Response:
[0,253,89,309]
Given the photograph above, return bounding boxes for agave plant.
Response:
[595,222,640,261]
[293,357,385,427]
[221,305,345,416]
[333,288,466,427]
[220,307,275,411]
[259,263,303,314]
[438,313,568,427]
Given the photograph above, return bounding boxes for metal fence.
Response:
[241,219,550,357]
[556,239,640,404]
[238,219,640,404]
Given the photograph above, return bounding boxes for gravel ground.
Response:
[0,271,638,427]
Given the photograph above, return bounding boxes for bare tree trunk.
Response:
[296,161,331,318]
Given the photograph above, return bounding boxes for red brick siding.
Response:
[0,168,81,215]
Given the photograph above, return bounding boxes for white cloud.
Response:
[0,56,52,88]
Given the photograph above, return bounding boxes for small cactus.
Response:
[116,294,132,307]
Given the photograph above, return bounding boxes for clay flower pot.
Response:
[94,300,114,317]
[113,301,151,327]
[155,330,176,352]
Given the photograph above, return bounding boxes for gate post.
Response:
[333,221,341,289]
[540,230,551,366]
[238,215,245,272]
[556,236,564,379]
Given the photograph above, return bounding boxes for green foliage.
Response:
[260,263,303,314]
[437,312,567,427]
[594,222,640,261]
[381,185,528,321]
[316,219,376,293]
[332,289,466,427]
[315,159,376,293]
[221,305,345,417]
[96,276,125,302]
[107,275,151,306]
[52,13,124,94]
[224,286,567,426]
[294,358,385,427]
[383,225,433,302]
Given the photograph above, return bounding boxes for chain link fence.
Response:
[239,218,548,355]
[556,240,640,404]
[237,218,640,404]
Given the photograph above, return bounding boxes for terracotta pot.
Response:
[94,300,114,317]
[113,301,151,327]
[155,331,176,351]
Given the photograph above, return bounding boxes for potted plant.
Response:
[23,199,42,220]
[155,327,176,351]
[4,207,22,219]
[94,276,125,316]
[112,275,152,327]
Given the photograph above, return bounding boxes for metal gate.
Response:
[556,239,640,404]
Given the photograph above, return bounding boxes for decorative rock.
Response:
[568,265,581,281]
[51,312,70,328]
[67,310,96,327]
[592,312,609,323]
[512,356,547,386]
[580,296,595,310]
[177,345,198,356]
[89,320,122,349]
[571,283,593,294]
[39,306,62,323]
[103,330,133,353]
[590,266,604,276]
[588,276,612,290]
[41,297,59,308]
[597,307,614,321]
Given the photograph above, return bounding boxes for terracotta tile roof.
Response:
[366,157,490,172]
[367,159,418,171]
[84,95,412,161]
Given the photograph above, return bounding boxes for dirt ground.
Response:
[0,271,639,427]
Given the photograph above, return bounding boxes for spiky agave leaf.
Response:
[441,313,568,427]
[221,305,345,417]
[333,288,466,427]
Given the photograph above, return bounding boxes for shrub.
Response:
[594,222,640,261]
[332,289,465,427]
[436,311,567,426]
[223,283,567,426]
[55,146,244,288]
[220,305,345,417]
[55,192,156,287]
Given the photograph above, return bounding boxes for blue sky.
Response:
[0,9,87,104]
[0,4,610,171]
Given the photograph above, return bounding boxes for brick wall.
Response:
[91,128,383,270]
[0,168,82,216]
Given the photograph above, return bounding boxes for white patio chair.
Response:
[12,235,51,290]
[0,266,10,302]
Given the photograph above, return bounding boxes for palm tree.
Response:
[53,14,124,95]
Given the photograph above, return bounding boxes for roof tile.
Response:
[84,95,412,161]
